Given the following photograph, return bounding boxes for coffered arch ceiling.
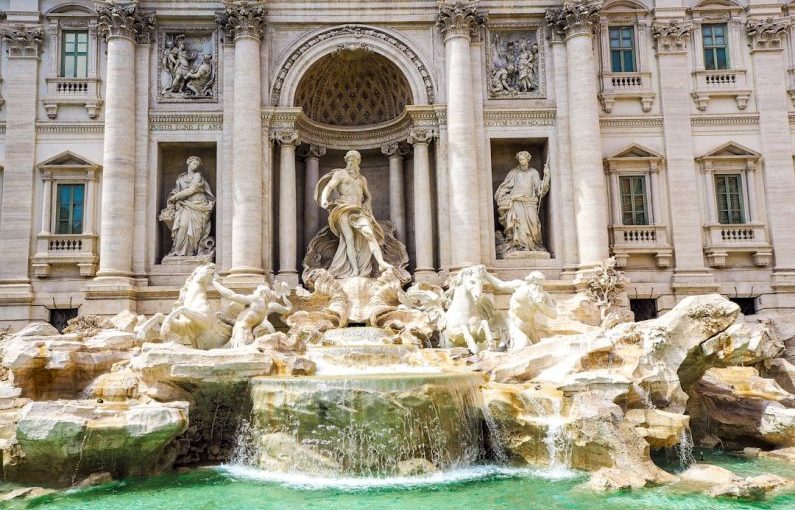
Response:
[294,49,414,127]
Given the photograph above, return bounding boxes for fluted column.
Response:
[546,1,609,269]
[746,18,795,284]
[408,129,436,279]
[301,144,326,247]
[217,2,267,280]
[437,0,486,268]
[382,143,407,242]
[273,130,300,285]
[94,3,154,282]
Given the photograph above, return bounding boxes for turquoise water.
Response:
[5,455,794,510]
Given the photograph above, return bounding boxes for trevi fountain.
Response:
[1,1,795,509]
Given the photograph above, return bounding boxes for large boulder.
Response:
[0,330,140,400]
[688,367,795,447]
[4,400,188,486]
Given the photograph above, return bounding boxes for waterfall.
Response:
[675,427,695,469]
[235,372,487,477]
[542,398,572,475]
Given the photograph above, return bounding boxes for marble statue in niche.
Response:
[303,150,410,283]
[159,156,216,261]
[159,32,216,101]
[495,151,550,257]
[488,29,543,99]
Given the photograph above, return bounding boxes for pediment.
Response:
[607,144,663,160]
[697,142,760,161]
[37,150,101,169]
[602,0,651,14]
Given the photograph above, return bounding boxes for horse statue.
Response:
[160,262,231,349]
[440,265,506,354]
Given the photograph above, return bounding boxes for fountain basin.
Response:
[244,372,486,476]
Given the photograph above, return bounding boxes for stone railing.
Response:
[703,223,772,268]
[32,233,98,277]
[609,224,672,268]
[691,69,750,111]
[43,76,102,119]
[599,71,655,113]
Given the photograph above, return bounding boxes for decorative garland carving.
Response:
[746,18,790,51]
[215,1,267,41]
[545,1,602,39]
[651,20,692,53]
[436,0,487,40]
[271,25,436,106]
[95,1,155,43]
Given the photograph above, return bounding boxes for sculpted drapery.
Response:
[159,156,216,259]
[495,151,550,254]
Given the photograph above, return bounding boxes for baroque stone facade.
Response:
[2,0,795,325]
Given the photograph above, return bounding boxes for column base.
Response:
[275,271,300,287]
[82,276,138,315]
[413,268,439,283]
[224,268,267,287]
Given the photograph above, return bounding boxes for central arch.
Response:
[271,25,437,108]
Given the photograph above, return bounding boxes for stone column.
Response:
[437,0,486,269]
[382,143,406,242]
[301,144,326,247]
[272,130,300,285]
[545,1,609,269]
[92,4,154,283]
[408,129,436,279]
[746,19,795,291]
[217,2,267,281]
[651,20,715,291]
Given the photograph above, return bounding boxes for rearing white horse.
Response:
[441,265,504,354]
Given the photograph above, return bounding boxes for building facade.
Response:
[1,0,795,327]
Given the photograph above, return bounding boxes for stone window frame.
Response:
[695,142,772,268]
[604,144,673,268]
[42,5,103,119]
[688,2,751,111]
[31,151,101,278]
[596,1,655,113]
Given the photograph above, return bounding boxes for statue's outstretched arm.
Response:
[212,279,250,305]
[484,271,520,292]
[320,173,340,209]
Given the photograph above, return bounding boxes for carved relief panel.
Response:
[487,27,546,100]
[157,26,218,103]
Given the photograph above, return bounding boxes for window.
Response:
[703,24,729,70]
[61,30,88,78]
[714,174,744,224]
[609,26,636,73]
[630,299,658,321]
[56,183,84,234]
[619,175,648,225]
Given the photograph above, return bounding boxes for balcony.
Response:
[43,77,103,119]
[599,71,655,113]
[703,223,772,268]
[31,233,98,277]
[609,224,672,268]
[691,69,751,111]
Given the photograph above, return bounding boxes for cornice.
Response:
[691,114,759,127]
[148,112,224,131]
[483,108,556,127]
[36,122,104,133]
[600,116,663,129]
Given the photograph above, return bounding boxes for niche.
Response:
[489,138,551,259]
[157,143,218,263]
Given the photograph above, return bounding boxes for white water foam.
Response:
[217,464,580,490]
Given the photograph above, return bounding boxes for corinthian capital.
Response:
[746,18,790,52]
[0,24,44,58]
[436,1,487,41]
[95,1,155,42]
[651,20,692,54]
[545,1,602,39]
[407,128,436,145]
[216,1,267,41]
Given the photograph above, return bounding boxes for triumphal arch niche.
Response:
[269,25,443,285]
